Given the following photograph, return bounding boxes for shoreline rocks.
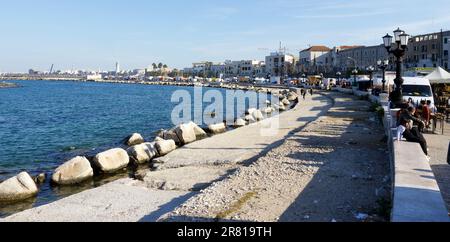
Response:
[208,123,227,134]
[234,118,246,128]
[174,123,197,145]
[93,148,130,173]
[0,172,38,202]
[127,143,158,165]
[51,156,94,185]
[155,139,177,156]
[125,133,145,146]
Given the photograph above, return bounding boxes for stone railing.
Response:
[333,87,450,222]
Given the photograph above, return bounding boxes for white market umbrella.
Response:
[425,67,450,84]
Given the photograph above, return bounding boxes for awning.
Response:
[424,67,450,84]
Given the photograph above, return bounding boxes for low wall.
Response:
[333,87,450,222]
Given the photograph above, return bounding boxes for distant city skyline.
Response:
[1,0,450,72]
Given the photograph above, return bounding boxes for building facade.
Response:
[336,44,389,72]
[265,52,295,77]
[298,45,331,73]
[405,32,441,69]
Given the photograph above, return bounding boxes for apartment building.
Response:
[336,44,389,71]
[265,52,295,76]
[405,32,442,69]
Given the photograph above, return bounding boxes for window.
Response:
[402,85,432,97]
[445,38,448,44]
[445,50,449,56]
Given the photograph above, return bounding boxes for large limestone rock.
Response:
[52,156,94,185]
[246,108,257,115]
[174,123,197,145]
[261,107,274,114]
[155,139,177,156]
[0,172,38,202]
[252,110,264,121]
[244,114,256,124]
[287,92,299,101]
[273,104,286,111]
[93,148,130,173]
[125,133,144,146]
[158,129,181,145]
[208,123,227,134]
[187,122,207,139]
[281,98,291,106]
[234,118,246,128]
[127,143,158,164]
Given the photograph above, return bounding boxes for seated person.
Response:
[421,100,431,129]
[398,119,429,157]
[398,106,425,133]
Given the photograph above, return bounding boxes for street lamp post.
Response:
[383,28,410,106]
[366,66,375,89]
[377,59,389,93]
[336,72,342,86]
[352,69,358,87]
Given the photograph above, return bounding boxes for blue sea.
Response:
[0,80,266,216]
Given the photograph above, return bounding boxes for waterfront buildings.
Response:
[336,44,389,71]
[265,52,296,77]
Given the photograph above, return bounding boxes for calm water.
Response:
[0,80,265,216]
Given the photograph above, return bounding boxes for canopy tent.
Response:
[424,67,450,84]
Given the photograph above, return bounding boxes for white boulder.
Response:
[287,92,299,101]
[174,123,197,145]
[262,107,274,114]
[246,108,257,115]
[52,156,94,185]
[281,98,291,106]
[252,110,264,121]
[125,133,144,146]
[93,148,130,173]
[244,114,256,123]
[0,172,38,202]
[234,118,246,128]
[155,139,177,156]
[159,129,181,145]
[127,143,158,164]
[187,121,207,138]
[208,123,227,134]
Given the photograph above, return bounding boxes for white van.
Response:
[402,77,435,109]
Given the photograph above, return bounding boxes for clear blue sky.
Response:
[1,0,449,72]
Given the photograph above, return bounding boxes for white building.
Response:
[298,46,331,73]
[265,52,295,77]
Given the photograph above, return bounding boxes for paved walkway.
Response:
[425,123,450,212]
[1,93,331,222]
[163,92,391,222]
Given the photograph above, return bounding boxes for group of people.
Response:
[396,100,434,159]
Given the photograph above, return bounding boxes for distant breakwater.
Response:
[0,82,19,89]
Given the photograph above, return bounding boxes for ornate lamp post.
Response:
[366,66,375,89]
[336,72,342,86]
[377,59,389,93]
[383,28,410,105]
[352,69,358,87]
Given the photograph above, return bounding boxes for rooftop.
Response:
[301,45,331,52]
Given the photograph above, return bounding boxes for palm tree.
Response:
[158,63,163,69]
[163,64,168,69]
[152,63,157,70]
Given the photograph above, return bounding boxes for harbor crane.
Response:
[49,64,54,74]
